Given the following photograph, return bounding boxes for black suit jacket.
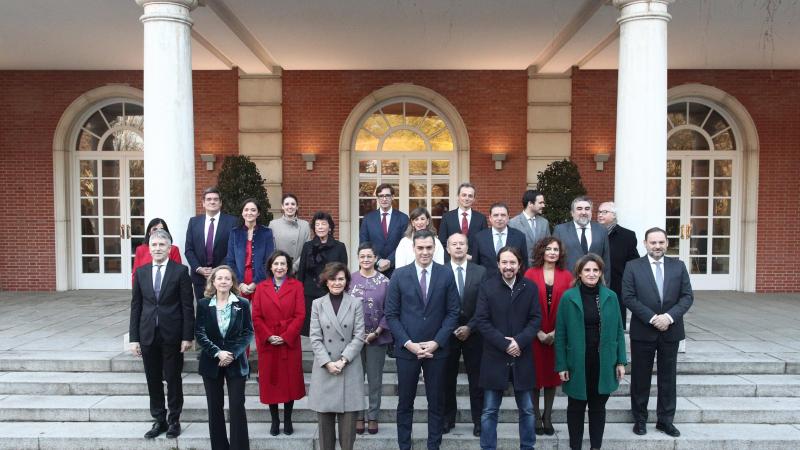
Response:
[184,213,237,291]
[622,256,694,342]
[385,262,461,360]
[450,261,487,330]
[608,224,640,298]
[438,209,487,259]
[195,296,254,379]
[130,260,195,345]
[472,227,528,278]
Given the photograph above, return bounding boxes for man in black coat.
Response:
[623,227,693,438]
[442,233,487,437]
[597,201,640,329]
[129,229,195,439]
[473,246,541,450]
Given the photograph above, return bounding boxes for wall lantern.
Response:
[594,153,610,171]
[200,154,216,171]
[302,153,317,171]
[492,153,507,170]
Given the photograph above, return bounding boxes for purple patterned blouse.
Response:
[349,271,393,346]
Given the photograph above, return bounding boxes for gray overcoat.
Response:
[308,293,366,413]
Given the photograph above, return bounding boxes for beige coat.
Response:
[308,293,366,413]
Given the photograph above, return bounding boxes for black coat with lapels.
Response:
[195,295,254,379]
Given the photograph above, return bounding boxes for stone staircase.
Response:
[1,348,800,449]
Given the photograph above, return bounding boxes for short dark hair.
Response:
[144,218,172,245]
[531,237,567,270]
[412,229,436,244]
[645,227,668,240]
[457,182,476,196]
[311,211,335,235]
[266,250,294,278]
[319,262,351,292]
[375,183,395,196]
[202,186,221,200]
[489,202,509,215]
[281,192,299,204]
[357,241,376,255]
[572,253,605,287]
[496,245,524,264]
[522,190,544,209]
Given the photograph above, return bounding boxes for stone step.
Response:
[1,421,800,449]
[3,371,800,398]
[3,350,798,375]
[0,394,799,424]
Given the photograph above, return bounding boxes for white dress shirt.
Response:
[204,212,221,244]
[492,227,509,249]
[458,208,472,229]
[378,207,393,231]
[573,221,592,250]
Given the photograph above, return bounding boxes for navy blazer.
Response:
[437,209,488,259]
[472,227,528,278]
[129,260,195,345]
[359,209,409,266]
[185,213,238,290]
[622,256,694,342]
[225,225,275,285]
[195,295,254,379]
[384,262,460,360]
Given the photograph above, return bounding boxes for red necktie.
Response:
[461,212,469,235]
[381,212,389,239]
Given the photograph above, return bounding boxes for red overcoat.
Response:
[524,266,573,388]
[252,277,306,404]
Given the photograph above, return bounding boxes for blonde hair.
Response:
[203,265,241,298]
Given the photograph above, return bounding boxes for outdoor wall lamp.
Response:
[200,154,216,171]
[594,153,610,171]
[492,153,507,170]
[302,153,317,171]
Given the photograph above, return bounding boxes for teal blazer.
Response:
[554,285,627,400]
[195,295,254,379]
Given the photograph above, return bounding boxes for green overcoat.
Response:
[554,285,627,400]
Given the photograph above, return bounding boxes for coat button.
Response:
[326,325,330,329]
[341,338,345,342]
[344,324,348,328]
[328,339,332,343]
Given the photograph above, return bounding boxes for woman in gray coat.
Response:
[308,262,366,450]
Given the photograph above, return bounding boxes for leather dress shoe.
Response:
[656,422,680,437]
[144,421,168,439]
[633,421,647,435]
[165,422,181,438]
[472,424,481,437]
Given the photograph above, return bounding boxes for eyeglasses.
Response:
[598,210,613,214]
[377,194,392,199]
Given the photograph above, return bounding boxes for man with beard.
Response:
[473,246,541,450]
[623,227,694,438]
[509,190,550,266]
[553,196,611,282]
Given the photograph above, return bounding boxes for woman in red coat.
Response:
[524,236,573,436]
[252,250,306,436]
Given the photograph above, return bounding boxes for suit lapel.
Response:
[224,299,240,338]
[322,295,347,338]
[641,257,662,302]
[142,264,155,299]
[207,302,224,340]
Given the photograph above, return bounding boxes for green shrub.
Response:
[217,155,273,225]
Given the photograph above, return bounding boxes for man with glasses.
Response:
[597,201,640,329]
[359,184,409,277]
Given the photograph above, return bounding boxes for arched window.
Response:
[75,101,144,152]
[353,98,456,229]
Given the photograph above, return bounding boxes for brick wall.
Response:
[0,70,238,291]
[572,69,800,292]
[282,71,529,233]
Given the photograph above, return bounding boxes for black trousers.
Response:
[140,327,183,424]
[444,332,483,426]
[203,369,249,450]
[567,348,609,450]
[396,356,446,450]
[630,337,679,424]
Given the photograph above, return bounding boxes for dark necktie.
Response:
[580,227,589,254]
[456,266,465,302]
[205,217,215,266]
[381,212,389,239]
[461,212,469,235]
[154,264,163,300]
[419,268,428,304]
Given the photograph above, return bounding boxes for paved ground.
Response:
[0,290,798,355]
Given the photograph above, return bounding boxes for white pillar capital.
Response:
[613,0,673,25]
[136,0,199,26]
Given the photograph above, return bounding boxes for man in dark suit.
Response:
[473,246,541,450]
[473,202,528,278]
[185,187,237,299]
[508,189,550,266]
[359,183,409,276]
[552,196,611,282]
[438,182,487,260]
[129,229,195,439]
[623,227,693,438]
[442,232,487,437]
[385,229,461,450]
[597,201,640,329]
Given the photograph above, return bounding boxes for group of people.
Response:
[128,182,694,450]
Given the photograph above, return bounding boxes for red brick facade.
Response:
[0,70,238,291]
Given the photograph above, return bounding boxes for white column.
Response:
[136,0,198,260]
[613,0,673,251]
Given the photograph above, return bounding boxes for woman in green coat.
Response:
[555,253,627,450]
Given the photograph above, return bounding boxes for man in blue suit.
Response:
[184,187,237,299]
[359,183,409,277]
[473,202,528,279]
[385,229,460,450]
[437,182,488,261]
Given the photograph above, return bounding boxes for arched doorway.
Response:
[339,84,470,261]
[666,85,759,291]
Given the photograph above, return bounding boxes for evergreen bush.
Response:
[217,155,273,225]
[536,159,587,228]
